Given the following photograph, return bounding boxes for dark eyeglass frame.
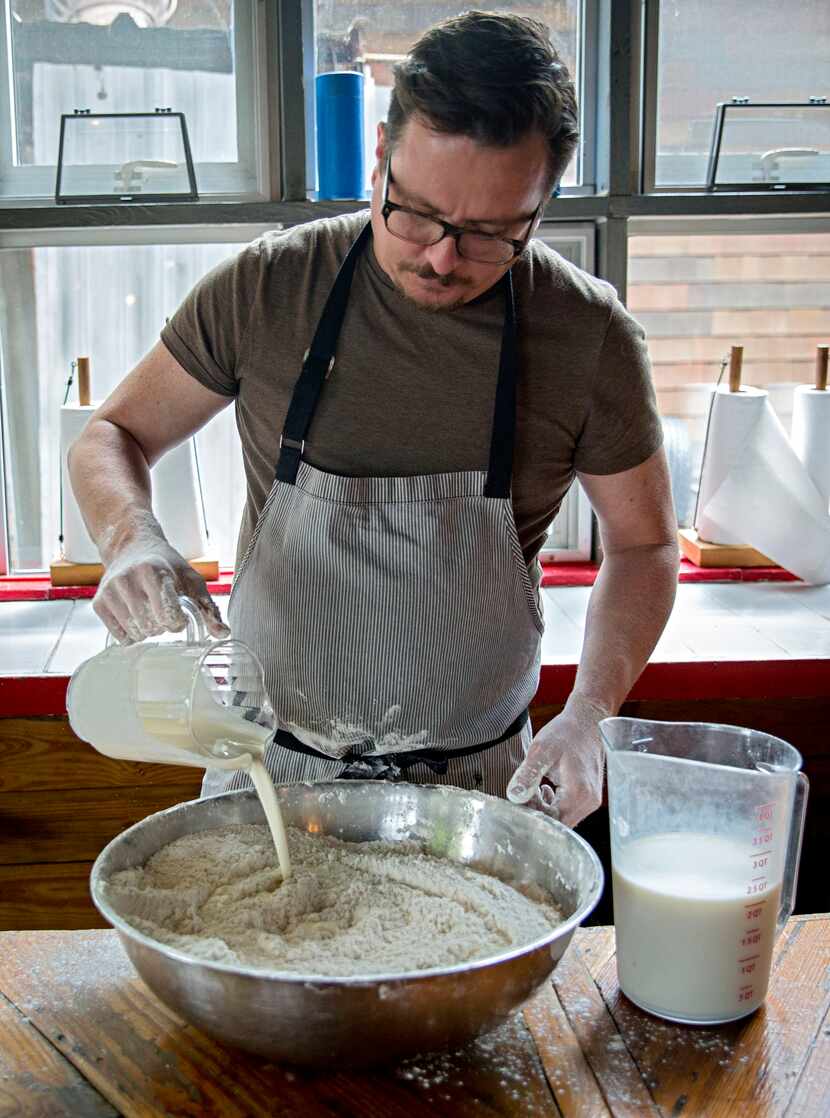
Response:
[380,156,543,263]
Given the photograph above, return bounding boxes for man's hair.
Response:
[385,11,579,191]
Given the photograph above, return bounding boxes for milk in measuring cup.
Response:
[613,832,781,1023]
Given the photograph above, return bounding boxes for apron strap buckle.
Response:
[279,434,305,453]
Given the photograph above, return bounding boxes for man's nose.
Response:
[423,234,460,276]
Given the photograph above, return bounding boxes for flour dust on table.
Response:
[103,823,564,976]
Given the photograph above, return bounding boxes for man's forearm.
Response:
[570,542,679,714]
[68,418,163,564]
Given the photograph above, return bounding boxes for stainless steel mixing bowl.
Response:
[90,781,603,1067]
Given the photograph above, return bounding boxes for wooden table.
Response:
[0,917,827,1117]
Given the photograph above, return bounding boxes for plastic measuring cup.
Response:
[601,717,809,1025]
[68,597,275,772]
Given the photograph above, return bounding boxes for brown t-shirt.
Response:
[161,211,662,571]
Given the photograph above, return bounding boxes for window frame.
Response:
[0,0,271,202]
[0,355,9,576]
[534,221,596,562]
[639,0,830,196]
[301,0,598,198]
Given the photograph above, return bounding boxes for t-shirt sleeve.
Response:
[573,298,663,475]
[160,240,264,397]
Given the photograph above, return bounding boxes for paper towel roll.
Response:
[696,386,768,546]
[152,441,207,561]
[695,389,830,585]
[61,405,99,563]
[60,406,207,563]
[792,385,830,513]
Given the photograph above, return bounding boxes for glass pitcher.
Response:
[600,717,809,1025]
[67,597,275,772]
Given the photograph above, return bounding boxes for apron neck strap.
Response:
[276,220,519,497]
[276,221,372,483]
[483,269,517,499]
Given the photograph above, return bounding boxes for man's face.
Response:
[370,117,549,311]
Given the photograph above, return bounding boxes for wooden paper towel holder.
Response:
[50,356,218,587]
[678,344,778,569]
[49,557,219,587]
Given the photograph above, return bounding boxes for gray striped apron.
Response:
[203,221,543,799]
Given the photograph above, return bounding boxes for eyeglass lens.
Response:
[385,208,516,264]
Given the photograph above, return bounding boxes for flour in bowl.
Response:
[103,824,564,976]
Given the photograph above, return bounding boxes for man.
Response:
[69,12,678,827]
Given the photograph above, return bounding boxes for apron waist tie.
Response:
[271,710,529,782]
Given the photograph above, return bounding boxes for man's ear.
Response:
[370,121,386,187]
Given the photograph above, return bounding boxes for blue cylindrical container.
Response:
[316,71,365,200]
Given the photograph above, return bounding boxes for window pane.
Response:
[628,231,830,526]
[2,0,254,198]
[0,240,249,572]
[655,0,830,187]
[710,104,830,189]
[313,1,581,193]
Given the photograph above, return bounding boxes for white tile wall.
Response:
[0,600,73,675]
[46,600,108,675]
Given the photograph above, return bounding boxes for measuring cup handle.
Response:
[777,771,809,933]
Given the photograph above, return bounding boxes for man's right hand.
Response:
[94,515,229,644]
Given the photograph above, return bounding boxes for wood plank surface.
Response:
[0,784,200,864]
[0,863,105,931]
[522,980,611,1116]
[0,991,117,1117]
[0,922,828,1117]
[587,915,830,1118]
[0,719,202,793]
[0,931,560,1117]
[550,940,661,1117]
[785,995,830,1117]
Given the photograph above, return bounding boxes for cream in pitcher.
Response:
[601,718,808,1025]
[68,596,291,881]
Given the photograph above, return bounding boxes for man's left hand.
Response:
[506,694,611,828]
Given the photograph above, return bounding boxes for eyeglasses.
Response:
[380,156,541,265]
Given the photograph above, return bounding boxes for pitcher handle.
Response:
[777,771,809,933]
[104,594,208,648]
[179,595,209,644]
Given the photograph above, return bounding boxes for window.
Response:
[0,232,270,571]
[0,3,826,577]
[535,221,594,560]
[0,0,266,200]
[312,0,585,195]
[649,0,829,189]
[628,229,830,526]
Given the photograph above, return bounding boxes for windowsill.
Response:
[2,189,828,234]
[0,559,799,603]
[0,571,236,603]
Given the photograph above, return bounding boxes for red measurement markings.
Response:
[744,900,767,920]
[753,831,773,846]
[738,985,755,1003]
[741,929,762,947]
[755,802,775,823]
[739,953,760,975]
